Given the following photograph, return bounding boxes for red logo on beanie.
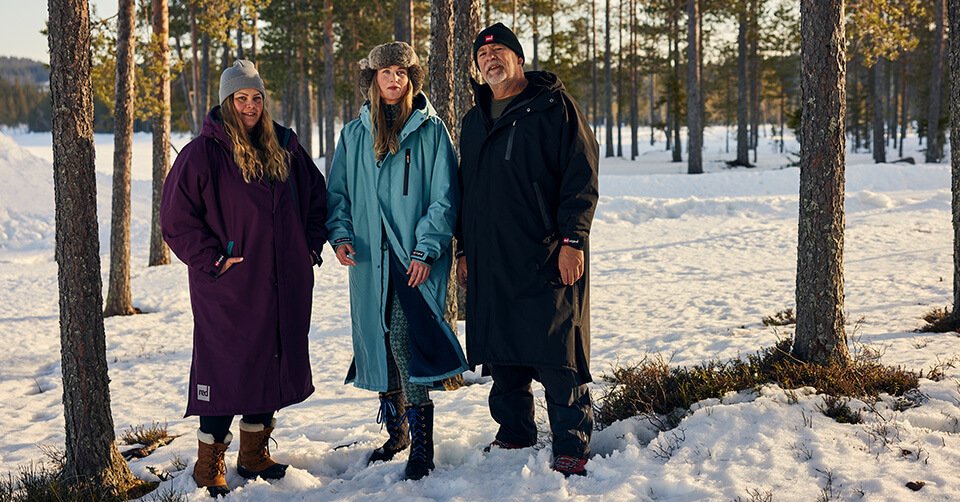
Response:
[485,34,494,43]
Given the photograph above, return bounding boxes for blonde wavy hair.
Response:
[369,77,414,161]
[220,94,289,183]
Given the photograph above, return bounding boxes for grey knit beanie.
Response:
[219,59,266,104]
[358,41,424,99]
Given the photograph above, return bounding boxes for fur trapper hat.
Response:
[358,41,424,99]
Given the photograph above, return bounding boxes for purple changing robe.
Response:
[161,108,327,416]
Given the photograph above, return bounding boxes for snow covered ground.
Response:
[2,126,959,501]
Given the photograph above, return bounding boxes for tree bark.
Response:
[899,57,908,158]
[927,0,947,163]
[105,0,138,317]
[48,0,137,491]
[603,0,614,157]
[150,0,171,266]
[872,59,886,163]
[592,0,599,137]
[686,0,702,174]
[431,0,458,331]
[323,0,335,175]
[949,0,960,321]
[454,0,482,146]
[201,32,211,109]
[671,9,682,163]
[190,5,202,134]
[629,0,638,160]
[794,0,849,366]
[735,3,750,166]
[395,0,414,44]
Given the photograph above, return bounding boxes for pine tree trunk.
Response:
[748,0,760,161]
[315,71,324,156]
[604,0,614,157]
[927,0,947,163]
[174,37,197,135]
[48,0,137,491]
[236,5,244,60]
[735,4,750,166]
[686,0,702,174]
[395,0,414,44]
[532,7,540,70]
[322,0,334,177]
[872,59,886,163]
[949,0,960,321]
[299,45,313,157]
[201,32,211,109]
[794,0,849,366]
[105,0,137,317]
[150,0,171,266]
[629,0,638,160]
[453,0,480,320]
[649,73,655,145]
[671,12,682,163]
[899,57,908,158]
[592,0,599,137]
[190,6,202,134]
[431,0,458,331]
[454,0,482,146]
[616,0,623,156]
[251,9,259,64]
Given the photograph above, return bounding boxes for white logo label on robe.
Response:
[197,384,210,402]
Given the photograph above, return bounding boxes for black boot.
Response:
[404,402,435,480]
[368,390,410,464]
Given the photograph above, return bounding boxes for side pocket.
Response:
[504,121,517,160]
[403,149,411,196]
[532,181,553,232]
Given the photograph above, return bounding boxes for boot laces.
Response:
[406,407,428,462]
[210,447,226,478]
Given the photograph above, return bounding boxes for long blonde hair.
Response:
[369,79,414,161]
[220,96,289,183]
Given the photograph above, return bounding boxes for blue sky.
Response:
[1,1,114,63]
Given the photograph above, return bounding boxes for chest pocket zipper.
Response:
[403,149,411,196]
[504,121,517,161]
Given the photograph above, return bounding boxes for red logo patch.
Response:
[484,34,494,43]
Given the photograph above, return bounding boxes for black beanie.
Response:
[473,23,525,67]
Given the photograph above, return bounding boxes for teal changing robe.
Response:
[326,93,467,392]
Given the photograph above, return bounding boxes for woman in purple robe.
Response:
[160,60,327,497]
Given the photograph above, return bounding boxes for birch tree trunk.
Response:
[794,0,849,365]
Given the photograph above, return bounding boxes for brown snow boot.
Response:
[237,418,288,480]
[193,430,231,498]
[368,390,410,464]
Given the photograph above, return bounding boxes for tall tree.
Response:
[150,0,171,266]
[395,0,414,44]
[603,0,614,157]
[105,0,138,317]
[48,0,138,492]
[733,0,751,166]
[322,0,335,174]
[454,0,482,146]
[949,0,960,323]
[431,0,458,329]
[794,0,849,365]
[686,0,702,174]
[926,0,947,163]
